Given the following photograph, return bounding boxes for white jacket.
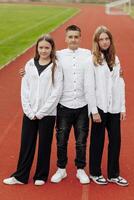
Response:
[90,55,126,114]
[21,59,63,120]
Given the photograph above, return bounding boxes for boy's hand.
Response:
[19,68,25,77]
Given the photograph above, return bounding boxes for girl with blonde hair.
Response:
[89,26,128,186]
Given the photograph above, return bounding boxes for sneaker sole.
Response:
[107,179,128,187]
[90,176,108,185]
[51,174,67,183]
[3,180,24,185]
[90,179,108,185]
[76,175,90,184]
[34,181,45,186]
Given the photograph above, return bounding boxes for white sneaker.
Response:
[76,169,90,184]
[51,168,67,183]
[90,175,108,185]
[3,177,24,185]
[34,180,45,186]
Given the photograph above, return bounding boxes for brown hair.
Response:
[92,26,116,67]
[66,24,81,36]
[34,34,56,83]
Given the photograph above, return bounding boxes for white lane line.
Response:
[82,185,89,200]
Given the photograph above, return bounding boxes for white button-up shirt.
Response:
[91,55,126,113]
[56,48,97,115]
[21,59,63,120]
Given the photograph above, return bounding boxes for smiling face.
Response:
[65,30,81,50]
[98,32,111,51]
[37,40,52,60]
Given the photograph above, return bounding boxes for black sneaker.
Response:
[107,176,128,186]
[90,175,108,185]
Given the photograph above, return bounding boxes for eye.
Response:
[99,38,103,41]
[68,36,73,39]
[105,37,110,41]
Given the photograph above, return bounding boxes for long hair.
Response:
[92,26,116,67]
[34,34,56,83]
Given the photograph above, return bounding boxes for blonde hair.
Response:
[92,26,116,67]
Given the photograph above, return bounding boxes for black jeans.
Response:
[56,104,89,169]
[11,114,55,183]
[89,108,121,179]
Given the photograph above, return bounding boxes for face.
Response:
[98,32,111,51]
[37,40,52,60]
[65,30,81,50]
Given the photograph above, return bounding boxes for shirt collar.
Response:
[66,48,80,53]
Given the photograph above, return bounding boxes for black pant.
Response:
[89,108,121,179]
[56,104,89,169]
[11,114,55,183]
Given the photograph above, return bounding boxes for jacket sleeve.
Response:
[36,63,63,119]
[84,59,98,116]
[21,63,35,120]
[116,56,126,113]
[119,77,126,112]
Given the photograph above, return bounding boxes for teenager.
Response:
[3,35,63,186]
[51,25,97,184]
[89,26,128,186]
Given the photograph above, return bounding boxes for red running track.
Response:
[0,4,134,200]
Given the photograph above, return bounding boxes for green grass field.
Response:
[131,6,134,18]
[0,4,79,68]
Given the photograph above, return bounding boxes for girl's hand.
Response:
[19,68,25,77]
[92,113,102,123]
[120,112,126,120]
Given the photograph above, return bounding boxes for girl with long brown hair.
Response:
[3,34,63,186]
[89,26,128,186]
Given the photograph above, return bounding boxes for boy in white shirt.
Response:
[51,25,97,184]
